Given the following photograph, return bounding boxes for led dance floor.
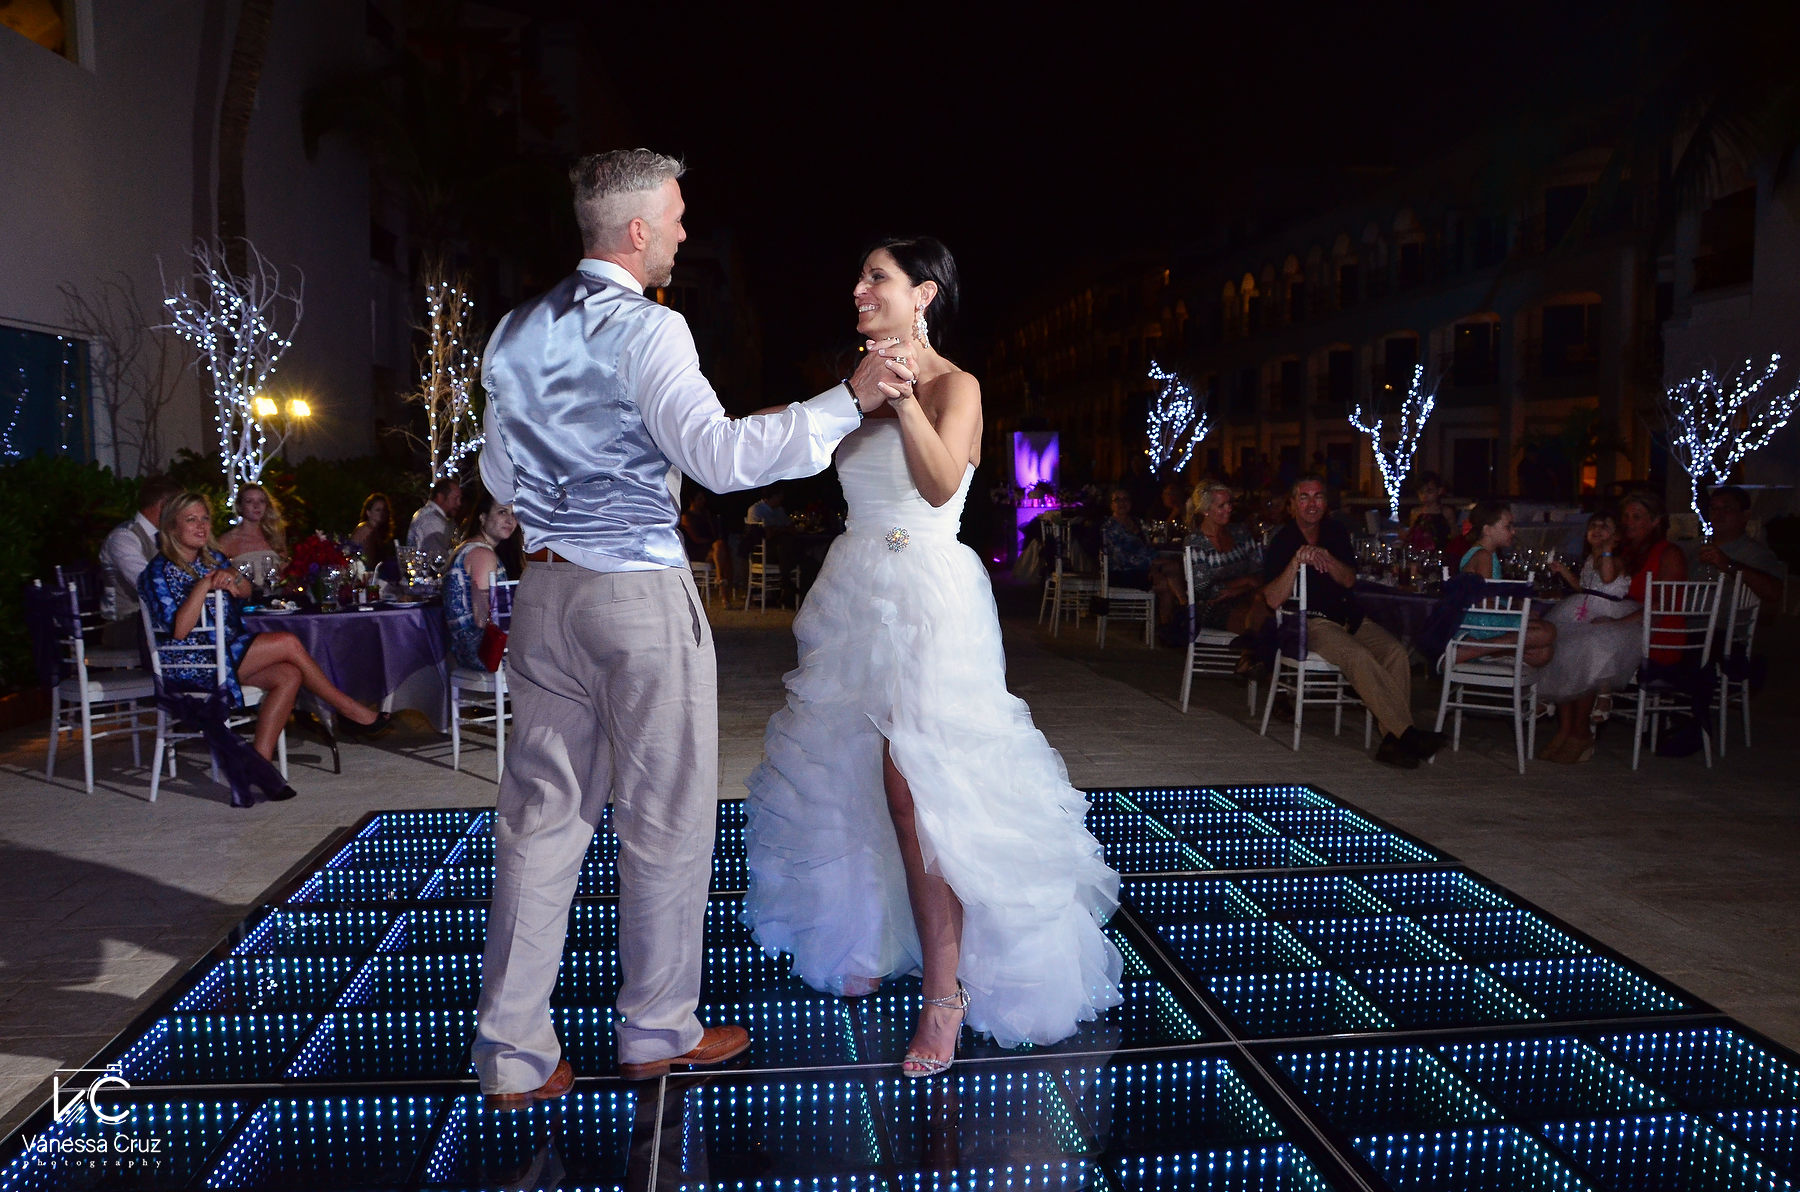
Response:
[6,785,1800,1190]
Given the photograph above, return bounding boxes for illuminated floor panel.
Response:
[5,783,1797,1192]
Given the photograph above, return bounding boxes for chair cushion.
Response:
[59,670,156,699]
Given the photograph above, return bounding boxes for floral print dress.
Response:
[138,551,255,706]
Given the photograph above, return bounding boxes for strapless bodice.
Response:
[835,419,973,545]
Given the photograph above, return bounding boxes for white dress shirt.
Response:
[406,501,453,561]
[480,258,861,573]
[98,512,159,620]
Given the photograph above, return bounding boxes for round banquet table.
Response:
[1352,580,1438,646]
[1353,578,1558,650]
[243,603,449,731]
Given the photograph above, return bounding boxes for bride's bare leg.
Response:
[884,742,966,1068]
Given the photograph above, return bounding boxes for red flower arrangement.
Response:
[284,531,350,581]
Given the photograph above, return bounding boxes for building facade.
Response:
[989,147,1682,507]
[1660,155,1800,520]
[1,0,394,474]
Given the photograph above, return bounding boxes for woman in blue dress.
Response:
[442,490,520,670]
[140,493,390,769]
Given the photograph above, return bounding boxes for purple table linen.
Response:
[242,606,446,707]
[1352,581,1436,646]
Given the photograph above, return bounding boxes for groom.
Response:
[474,149,894,1102]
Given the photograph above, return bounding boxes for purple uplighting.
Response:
[1013,431,1060,495]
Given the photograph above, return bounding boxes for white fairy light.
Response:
[413,273,483,482]
[2,366,24,461]
[57,335,77,454]
[160,240,303,506]
[1349,364,1437,523]
[1661,354,1798,535]
[1145,360,1211,476]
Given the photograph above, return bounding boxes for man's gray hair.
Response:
[569,149,685,250]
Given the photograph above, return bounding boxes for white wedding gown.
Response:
[743,419,1124,1048]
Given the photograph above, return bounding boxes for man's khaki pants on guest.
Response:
[473,563,716,1093]
[1303,615,1415,740]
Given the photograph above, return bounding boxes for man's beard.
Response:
[646,235,676,287]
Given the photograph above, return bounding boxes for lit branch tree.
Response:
[408,264,484,482]
[1349,364,1438,523]
[160,240,303,505]
[60,273,186,473]
[1660,355,1799,535]
[1145,360,1212,477]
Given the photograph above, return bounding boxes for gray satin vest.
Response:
[484,267,687,569]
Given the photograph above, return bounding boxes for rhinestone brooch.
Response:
[884,527,910,552]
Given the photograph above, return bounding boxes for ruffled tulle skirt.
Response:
[743,530,1124,1048]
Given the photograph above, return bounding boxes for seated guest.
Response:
[140,493,390,782]
[443,489,521,670]
[681,489,734,596]
[1692,486,1784,605]
[406,477,464,563]
[1104,488,1185,636]
[1157,480,1189,531]
[1184,483,1267,670]
[216,483,288,587]
[1261,474,1446,769]
[1406,472,1454,553]
[1102,489,1157,586]
[1535,490,1686,763]
[745,485,792,530]
[1548,513,1633,620]
[98,474,182,645]
[1454,500,1557,667]
[1545,512,1636,730]
[349,492,397,569]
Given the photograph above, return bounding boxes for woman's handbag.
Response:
[478,622,508,671]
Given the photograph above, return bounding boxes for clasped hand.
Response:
[206,567,245,594]
[1295,545,1333,570]
[846,338,922,412]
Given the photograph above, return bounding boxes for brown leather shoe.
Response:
[618,1024,750,1081]
[483,1058,574,1111]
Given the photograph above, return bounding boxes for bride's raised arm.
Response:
[888,370,981,508]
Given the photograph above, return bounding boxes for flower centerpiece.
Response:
[284,532,351,607]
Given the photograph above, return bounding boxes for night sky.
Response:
[573,2,1621,392]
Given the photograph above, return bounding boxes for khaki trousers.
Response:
[1303,615,1415,740]
[472,563,715,1092]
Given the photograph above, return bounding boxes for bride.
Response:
[743,237,1123,1077]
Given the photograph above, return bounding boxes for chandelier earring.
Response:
[912,307,931,349]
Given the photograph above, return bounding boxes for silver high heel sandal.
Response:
[902,983,970,1079]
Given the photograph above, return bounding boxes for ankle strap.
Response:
[921,983,970,1010]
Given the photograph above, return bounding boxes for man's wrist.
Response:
[840,378,864,420]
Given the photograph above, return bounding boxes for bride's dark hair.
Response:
[862,237,960,348]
